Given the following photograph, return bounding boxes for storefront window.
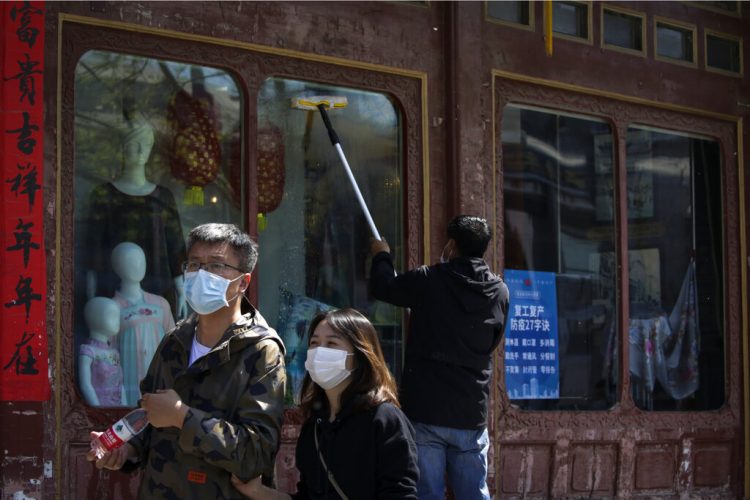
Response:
[626,126,723,411]
[502,105,617,410]
[74,50,243,407]
[256,78,404,405]
[502,105,725,412]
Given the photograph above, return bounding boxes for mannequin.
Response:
[111,241,176,406]
[78,297,126,407]
[86,116,187,319]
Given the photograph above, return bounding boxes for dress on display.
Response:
[115,290,176,406]
[79,338,124,407]
[87,183,186,314]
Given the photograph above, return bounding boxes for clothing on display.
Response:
[87,183,186,312]
[628,260,700,408]
[79,338,124,407]
[114,290,175,406]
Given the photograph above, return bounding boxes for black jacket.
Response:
[293,400,418,499]
[370,252,509,429]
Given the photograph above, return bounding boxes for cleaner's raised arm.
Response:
[370,237,390,256]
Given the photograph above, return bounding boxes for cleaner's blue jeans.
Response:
[412,422,490,500]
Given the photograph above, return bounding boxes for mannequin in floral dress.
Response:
[111,241,176,406]
[79,297,126,407]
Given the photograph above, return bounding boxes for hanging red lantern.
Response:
[256,125,285,227]
[166,89,221,205]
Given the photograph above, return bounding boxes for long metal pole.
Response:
[317,104,383,241]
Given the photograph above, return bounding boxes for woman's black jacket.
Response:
[292,400,418,499]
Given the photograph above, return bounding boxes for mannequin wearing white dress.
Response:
[111,241,176,406]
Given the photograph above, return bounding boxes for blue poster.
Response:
[503,269,559,399]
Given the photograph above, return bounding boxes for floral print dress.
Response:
[114,290,175,406]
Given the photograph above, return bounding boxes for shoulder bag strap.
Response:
[314,421,349,500]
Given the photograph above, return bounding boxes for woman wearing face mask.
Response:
[232,308,419,499]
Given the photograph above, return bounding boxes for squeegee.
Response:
[291,95,383,241]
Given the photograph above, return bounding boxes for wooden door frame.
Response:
[491,69,745,497]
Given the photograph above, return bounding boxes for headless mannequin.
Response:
[79,297,126,407]
[85,118,186,319]
[112,119,157,196]
[111,241,176,406]
[112,241,150,303]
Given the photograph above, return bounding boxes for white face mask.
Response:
[184,269,243,315]
[305,346,353,390]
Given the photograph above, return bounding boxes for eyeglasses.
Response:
[182,261,245,275]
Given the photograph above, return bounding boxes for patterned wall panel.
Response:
[569,443,618,496]
[693,441,733,489]
[633,443,678,492]
[499,444,552,497]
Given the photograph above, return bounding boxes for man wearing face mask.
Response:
[86,223,286,499]
[369,215,509,500]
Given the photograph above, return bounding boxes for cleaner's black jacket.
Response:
[370,252,509,429]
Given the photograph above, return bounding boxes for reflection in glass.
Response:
[257,78,404,405]
[626,127,723,411]
[74,50,243,407]
[502,105,617,410]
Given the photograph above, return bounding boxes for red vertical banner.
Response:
[1,1,48,401]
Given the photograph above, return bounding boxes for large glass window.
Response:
[256,78,404,405]
[502,104,725,412]
[625,127,723,411]
[74,50,242,407]
[502,105,617,410]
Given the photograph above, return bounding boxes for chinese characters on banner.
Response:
[503,269,559,399]
[1,1,48,401]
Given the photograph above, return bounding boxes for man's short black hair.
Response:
[447,215,492,258]
[186,223,259,273]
